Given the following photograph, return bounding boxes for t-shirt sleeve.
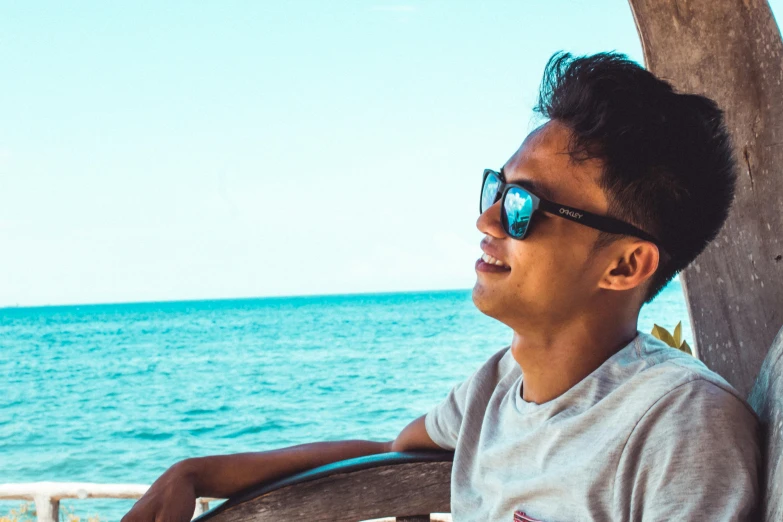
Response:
[613,378,761,521]
[424,374,474,451]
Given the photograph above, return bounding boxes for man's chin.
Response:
[471,282,500,318]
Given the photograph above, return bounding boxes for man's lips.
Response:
[475,257,511,273]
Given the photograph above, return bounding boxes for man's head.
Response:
[473,51,737,331]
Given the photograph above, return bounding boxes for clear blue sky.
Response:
[1,1,781,307]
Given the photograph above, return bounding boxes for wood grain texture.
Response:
[748,325,783,522]
[200,459,452,522]
[627,0,783,396]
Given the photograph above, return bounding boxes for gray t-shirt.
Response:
[424,331,761,521]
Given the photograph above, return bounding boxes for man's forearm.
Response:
[182,439,393,499]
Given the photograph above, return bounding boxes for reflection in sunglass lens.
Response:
[481,172,501,213]
[504,187,534,238]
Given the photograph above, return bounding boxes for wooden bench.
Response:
[193,450,454,522]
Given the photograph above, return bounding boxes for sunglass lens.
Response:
[481,171,501,214]
[504,187,534,238]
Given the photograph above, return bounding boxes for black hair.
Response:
[533,50,738,305]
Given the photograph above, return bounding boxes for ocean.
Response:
[0,282,691,521]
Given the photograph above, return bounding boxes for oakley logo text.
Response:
[559,208,583,219]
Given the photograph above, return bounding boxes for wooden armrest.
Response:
[194,450,454,522]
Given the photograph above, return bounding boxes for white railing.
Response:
[0,483,452,522]
[0,483,219,522]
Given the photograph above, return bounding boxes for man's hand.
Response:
[121,460,198,522]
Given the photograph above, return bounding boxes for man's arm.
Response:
[121,414,441,522]
[188,414,441,498]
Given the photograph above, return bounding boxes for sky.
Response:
[1,1,781,307]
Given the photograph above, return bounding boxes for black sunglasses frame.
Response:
[481,169,666,251]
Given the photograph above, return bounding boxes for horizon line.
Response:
[0,287,478,312]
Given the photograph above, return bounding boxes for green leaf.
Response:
[678,340,692,356]
[674,321,682,347]
[651,325,677,348]
[651,325,660,340]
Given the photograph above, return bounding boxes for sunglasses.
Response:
[481,168,665,249]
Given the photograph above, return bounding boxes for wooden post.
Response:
[627,0,783,396]
[193,499,211,518]
[33,495,59,522]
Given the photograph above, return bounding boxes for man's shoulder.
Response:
[619,332,758,424]
[633,331,740,394]
[612,336,761,522]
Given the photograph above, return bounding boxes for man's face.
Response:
[472,119,616,330]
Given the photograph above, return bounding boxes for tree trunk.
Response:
[628,0,783,396]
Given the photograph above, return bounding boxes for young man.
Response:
[122,52,760,522]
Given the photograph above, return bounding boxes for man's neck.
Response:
[510,319,639,405]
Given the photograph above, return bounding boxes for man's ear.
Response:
[598,241,660,292]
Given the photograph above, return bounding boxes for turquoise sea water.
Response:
[0,283,691,521]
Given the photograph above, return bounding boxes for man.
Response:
[122,51,760,522]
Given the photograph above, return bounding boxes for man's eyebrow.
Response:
[499,166,558,201]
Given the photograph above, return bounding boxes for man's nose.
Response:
[476,201,506,238]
